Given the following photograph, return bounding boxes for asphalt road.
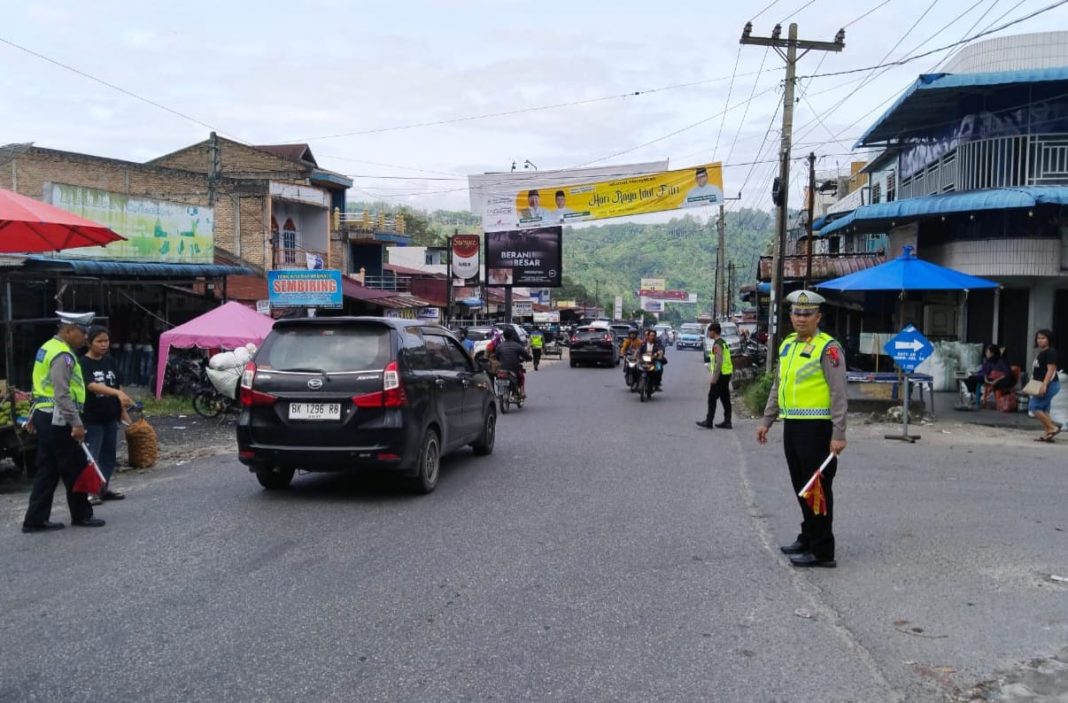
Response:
[1,349,1066,702]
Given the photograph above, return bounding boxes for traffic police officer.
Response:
[756,291,847,567]
[22,311,105,532]
[697,322,733,429]
[530,329,544,370]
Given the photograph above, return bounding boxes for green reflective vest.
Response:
[32,337,86,412]
[531,334,543,349]
[709,338,733,375]
[777,332,832,420]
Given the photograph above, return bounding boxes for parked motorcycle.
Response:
[494,368,525,413]
[743,340,768,367]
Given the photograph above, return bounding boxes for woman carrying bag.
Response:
[80,326,134,503]
[1026,329,1061,442]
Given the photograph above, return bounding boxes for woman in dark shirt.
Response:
[1029,329,1061,442]
[80,326,133,501]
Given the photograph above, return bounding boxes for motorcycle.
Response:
[637,353,658,402]
[743,339,768,367]
[624,352,641,392]
[494,368,524,413]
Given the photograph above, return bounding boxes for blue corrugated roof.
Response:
[24,257,253,278]
[816,186,1068,237]
[855,66,1068,147]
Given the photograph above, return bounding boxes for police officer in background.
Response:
[530,329,544,370]
[22,311,105,533]
[756,291,847,567]
[696,322,733,429]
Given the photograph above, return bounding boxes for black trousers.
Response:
[783,420,837,560]
[532,349,542,369]
[24,410,93,526]
[705,374,732,423]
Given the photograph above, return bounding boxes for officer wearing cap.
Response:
[22,311,105,532]
[756,290,847,567]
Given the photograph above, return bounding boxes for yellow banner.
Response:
[512,163,723,227]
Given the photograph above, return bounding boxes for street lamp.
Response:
[523,160,538,171]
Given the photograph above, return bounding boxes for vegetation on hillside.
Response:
[349,201,778,320]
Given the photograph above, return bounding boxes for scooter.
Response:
[494,368,525,413]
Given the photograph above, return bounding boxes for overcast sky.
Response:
[2,0,1065,222]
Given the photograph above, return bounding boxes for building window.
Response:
[871,182,881,204]
[886,172,896,202]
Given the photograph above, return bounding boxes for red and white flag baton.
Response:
[73,442,107,495]
[797,452,837,498]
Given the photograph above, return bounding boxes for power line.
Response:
[844,0,893,27]
[290,68,783,142]
[749,0,784,22]
[797,0,1068,79]
[712,45,744,162]
[0,34,241,141]
[573,83,782,168]
[779,0,819,23]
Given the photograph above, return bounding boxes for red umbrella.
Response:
[0,188,125,252]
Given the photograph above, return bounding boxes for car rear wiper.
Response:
[280,367,331,382]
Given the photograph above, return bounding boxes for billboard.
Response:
[268,270,343,308]
[471,162,723,231]
[640,289,689,300]
[48,183,214,263]
[642,299,665,312]
[469,161,668,232]
[484,227,562,287]
[640,278,666,291]
[513,301,534,317]
[450,234,481,286]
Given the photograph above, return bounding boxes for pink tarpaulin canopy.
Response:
[155,302,275,397]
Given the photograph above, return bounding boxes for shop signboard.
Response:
[640,278,666,291]
[417,307,440,320]
[642,299,665,312]
[268,269,343,309]
[48,183,214,263]
[451,234,481,286]
[513,301,533,317]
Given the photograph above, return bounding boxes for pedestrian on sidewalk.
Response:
[80,325,134,504]
[22,311,105,533]
[756,291,847,568]
[696,322,732,429]
[1029,329,1061,442]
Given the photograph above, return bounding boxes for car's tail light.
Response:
[571,334,578,343]
[239,362,278,407]
[353,361,407,408]
[603,334,612,343]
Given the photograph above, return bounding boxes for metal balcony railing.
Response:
[361,274,411,292]
[333,209,407,235]
[899,133,1068,200]
[273,246,327,270]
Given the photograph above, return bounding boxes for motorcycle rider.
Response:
[490,327,532,397]
[620,328,641,386]
[641,329,666,391]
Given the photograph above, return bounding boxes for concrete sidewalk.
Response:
[929,390,1063,431]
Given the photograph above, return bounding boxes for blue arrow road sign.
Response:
[884,325,934,372]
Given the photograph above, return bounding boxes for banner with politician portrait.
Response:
[484,226,562,287]
[479,163,723,231]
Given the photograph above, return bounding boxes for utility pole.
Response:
[741,22,844,371]
[804,152,816,290]
[207,131,221,206]
[714,195,741,320]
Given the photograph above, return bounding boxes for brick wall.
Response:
[7,147,268,269]
[151,136,308,180]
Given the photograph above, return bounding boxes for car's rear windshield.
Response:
[575,327,609,338]
[721,324,739,335]
[260,325,393,372]
[611,325,633,334]
[680,324,703,332]
[466,329,493,341]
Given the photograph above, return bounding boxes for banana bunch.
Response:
[0,400,32,426]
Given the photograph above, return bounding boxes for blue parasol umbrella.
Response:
[816,245,998,291]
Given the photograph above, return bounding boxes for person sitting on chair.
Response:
[962,344,1012,406]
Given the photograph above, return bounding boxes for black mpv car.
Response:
[237,317,496,493]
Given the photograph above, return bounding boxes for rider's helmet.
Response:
[502,327,517,341]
